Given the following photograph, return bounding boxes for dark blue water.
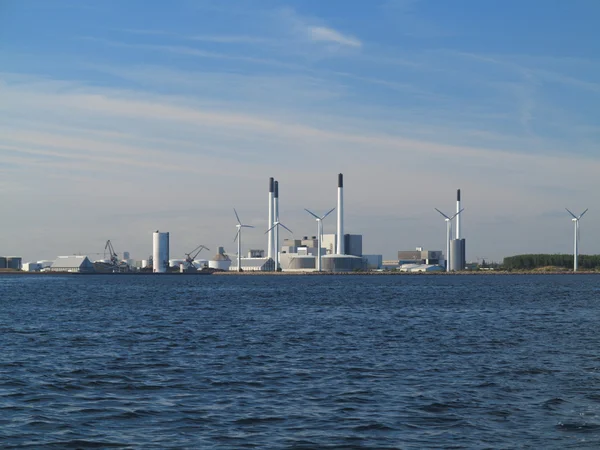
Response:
[1,274,600,449]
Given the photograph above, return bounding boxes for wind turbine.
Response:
[305,207,335,271]
[233,208,254,272]
[435,207,464,272]
[265,219,293,271]
[566,208,588,272]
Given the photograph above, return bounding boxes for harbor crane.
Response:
[185,244,210,269]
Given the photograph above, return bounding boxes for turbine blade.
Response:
[265,223,277,234]
[279,223,293,234]
[242,225,254,228]
[579,208,589,219]
[304,208,320,220]
[233,229,240,242]
[565,208,577,219]
[435,208,450,220]
[450,208,465,220]
[321,207,336,220]
[234,208,242,224]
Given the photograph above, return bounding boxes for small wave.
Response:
[234,416,286,425]
[542,397,567,409]
[352,423,395,432]
[556,422,600,433]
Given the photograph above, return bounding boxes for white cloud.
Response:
[308,26,362,48]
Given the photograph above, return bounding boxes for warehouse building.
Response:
[49,256,95,273]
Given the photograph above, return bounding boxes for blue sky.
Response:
[1,0,599,262]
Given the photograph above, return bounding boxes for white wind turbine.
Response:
[233,208,254,272]
[305,207,335,272]
[265,219,293,271]
[435,207,464,272]
[566,208,588,272]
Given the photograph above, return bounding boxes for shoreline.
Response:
[1,270,598,276]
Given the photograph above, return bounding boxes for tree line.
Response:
[502,254,600,270]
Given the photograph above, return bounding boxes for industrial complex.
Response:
[3,173,479,274]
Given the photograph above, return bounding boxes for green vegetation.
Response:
[502,254,600,270]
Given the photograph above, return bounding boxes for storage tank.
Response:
[209,247,231,271]
[37,260,54,269]
[193,259,208,269]
[141,259,149,269]
[169,259,185,268]
[153,231,170,273]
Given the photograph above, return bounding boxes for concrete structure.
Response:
[398,248,443,265]
[321,254,366,272]
[279,254,317,271]
[363,254,383,270]
[152,231,169,273]
[400,264,444,273]
[6,257,22,270]
[37,260,54,269]
[229,257,275,272]
[22,262,41,272]
[382,260,400,270]
[209,247,232,271]
[450,239,466,271]
[49,256,95,273]
[344,234,362,257]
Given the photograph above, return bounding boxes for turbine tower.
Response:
[435,207,463,272]
[233,208,254,272]
[305,207,335,271]
[566,208,588,272]
[266,220,292,271]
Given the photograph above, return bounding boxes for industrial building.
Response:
[399,264,444,273]
[152,231,169,273]
[48,256,95,273]
[0,256,22,270]
[398,248,443,265]
[229,257,275,272]
[363,254,383,270]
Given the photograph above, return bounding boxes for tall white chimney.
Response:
[268,177,274,259]
[456,189,461,239]
[274,180,279,270]
[337,173,344,255]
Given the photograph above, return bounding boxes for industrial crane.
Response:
[103,239,128,272]
[185,244,210,269]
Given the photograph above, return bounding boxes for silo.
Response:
[152,231,170,273]
[449,239,465,271]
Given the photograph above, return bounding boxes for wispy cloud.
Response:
[307,26,362,48]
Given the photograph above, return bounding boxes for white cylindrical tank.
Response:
[153,231,170,273]
[209,247,231,271]
[141,259,148,268]
[169,259,185,268]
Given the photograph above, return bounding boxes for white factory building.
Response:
[48,256,95,273]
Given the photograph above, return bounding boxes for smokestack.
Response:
[337,173,344,254]
[268,177,274,259]
[456,189,461,239]
[274,180,279,271]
